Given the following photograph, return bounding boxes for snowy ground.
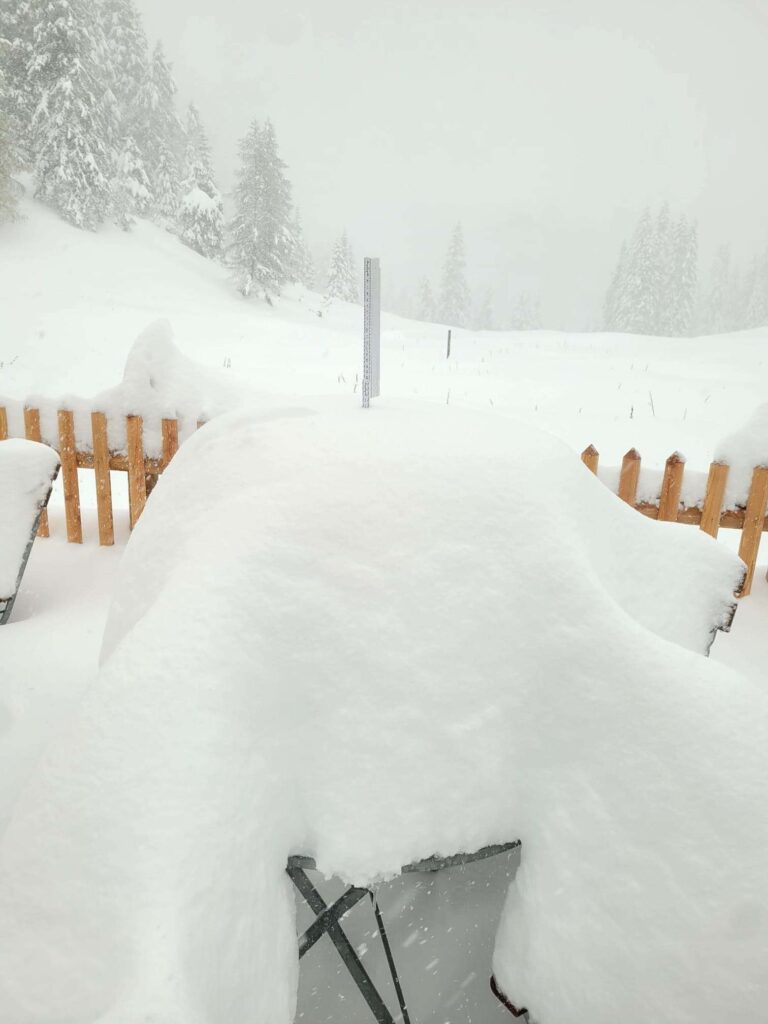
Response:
[2,197,766,695]
[2,198,768,1022]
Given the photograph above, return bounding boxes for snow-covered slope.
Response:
[2,195,768,473]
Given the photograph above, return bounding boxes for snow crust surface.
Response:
[0,439,59,597]
[0,402,762,1024]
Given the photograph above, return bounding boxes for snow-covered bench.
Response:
[0,440,60,625]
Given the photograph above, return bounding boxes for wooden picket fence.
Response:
[0,404,186,546]
[581,445,768,596]
[2,403,766,598]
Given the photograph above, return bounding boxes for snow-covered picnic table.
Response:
[0,400,765,1024]
[0,439,59,625]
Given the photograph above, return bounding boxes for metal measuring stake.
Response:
[362,257,381,408]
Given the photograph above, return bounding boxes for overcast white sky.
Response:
[136,0,768,327]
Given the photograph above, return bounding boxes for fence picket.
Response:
[0,406,7,441]
[658,452,685,522]
[581,445,599,474]
[700,462,729,539]
[162,417,179,468]
[91,412,114,546]
[57,410,82,543]
[737,466,768,597]
[23,407,49,537]
[126,415,147,529]
[618,448,641,505]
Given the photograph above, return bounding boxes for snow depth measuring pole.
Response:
[362,257,381,408]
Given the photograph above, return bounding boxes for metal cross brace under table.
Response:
[286,840,522,1024]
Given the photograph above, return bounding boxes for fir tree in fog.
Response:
[0,103,20,223]
[745,248,768,327]
[325,230,358,303]
[603,205,697,336]
[100,0,148,122]
[289,209,315,288]
[668,217,697,336]
[177,104,223,259]
[133,42,182,222]
[475,290,494,330]
[0,0,35,169]
[112,134,151,229]
[27,0,115,229]
[417,278,435,322]
[439,223,470,327]
[228,119,294,300]
[703,245,731,335]
[508,291,541,330]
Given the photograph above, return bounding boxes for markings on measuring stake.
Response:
[363,257,381,408]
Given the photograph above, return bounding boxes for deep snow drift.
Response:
[0,401,763,1024]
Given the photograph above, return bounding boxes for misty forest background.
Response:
[2,0,767,337]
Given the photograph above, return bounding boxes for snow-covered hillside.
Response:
[2,195,768,473]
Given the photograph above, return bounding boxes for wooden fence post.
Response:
[700,462,729,539]
[91,411,114,546]
[0,406,7,441]
[23,407,49,537]
[126,415,147,529]
[161,417,179,468]
[737,466,768,597]
[581,445,599,475]
[57,410,82,543]
[618,448,641,505]
[658,452,685,522]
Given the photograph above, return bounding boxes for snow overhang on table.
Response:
[0,401,765,1024]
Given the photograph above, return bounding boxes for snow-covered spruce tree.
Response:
[417,278,435,321]
[654,202,675,335]
[475,289,494,329]
[177,103,223,258]
[603,241,628,330]
[0,0,35,169]
[112,134,151,229]
[228,118,294,300]
[99,0,148,116]
[325,230,358,303]
[745,247,768,328]
[702,244,732,334]
[619,207,660,335]
[438,223,471,327]
[26,0,116,229]
[0,107,21,223]
[289,208,315,287]
[133,42,182,222]
[667,217,697,336]
[508,291,541,330]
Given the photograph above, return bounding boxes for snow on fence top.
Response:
[0,320,253,459]
[716,401,768,505]
[0,402,763,1024]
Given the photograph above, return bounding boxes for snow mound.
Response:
[1,320,255,459]
[0,402,764,1024]
[90,319,253,455]
[0,439,59,598]
[715,402,768,506]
